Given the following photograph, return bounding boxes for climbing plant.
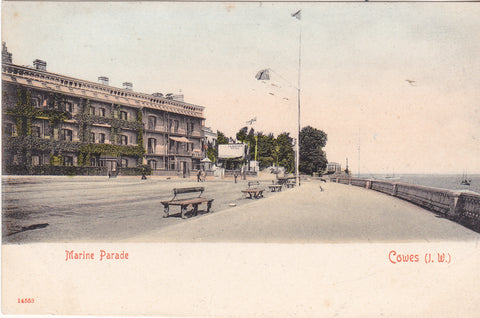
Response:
[6,88,39,136]
[78,143,145,158]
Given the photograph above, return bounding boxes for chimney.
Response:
[122,82,133,91]
[2,42,12,63]
[33,59,47,71]
[98,76,109,85]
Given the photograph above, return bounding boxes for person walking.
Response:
[197,169,201,182]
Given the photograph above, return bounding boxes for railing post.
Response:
[447,193,463,220]
[392,183,398,196]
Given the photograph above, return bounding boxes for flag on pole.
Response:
[255,69,270,80]
[246,117,256,125]
[291,10,301,20]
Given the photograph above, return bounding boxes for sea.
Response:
[357,174,480,194]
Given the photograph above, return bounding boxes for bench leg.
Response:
[163,205,170,218]
[181,205,188,219]
[193,204,199,216]
[207,201,212,212]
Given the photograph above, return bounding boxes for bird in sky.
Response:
[405,79,416,86]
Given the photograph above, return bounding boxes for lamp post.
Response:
[254,9,302,186]
[294,10,302,187]
[246,117,257,172]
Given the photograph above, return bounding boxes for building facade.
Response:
[2,44,206,176]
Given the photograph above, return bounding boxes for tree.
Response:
[236,127,248,143]
[206,144,217,163]
[276,132,295,173]
[216,130,229,145]
[299,126,328,175]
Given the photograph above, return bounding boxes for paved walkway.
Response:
[131,181,480,243]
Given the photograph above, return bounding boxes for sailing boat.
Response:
[384,168,400,180]
[461,171,471,186]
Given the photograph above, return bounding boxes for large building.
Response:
[2,43,206,176]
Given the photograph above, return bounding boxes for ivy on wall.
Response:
[5,87,146,168]
[6,89,38,137]
[79,144,145,158]
[137,109,144,147]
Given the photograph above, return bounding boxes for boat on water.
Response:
[383,169,400,181]
[384,175,400,180]
[461,171,471,186]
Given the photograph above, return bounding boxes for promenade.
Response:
[131,181,479,242]
[3,176,479,243]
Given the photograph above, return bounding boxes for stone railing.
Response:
[331,177,480,232]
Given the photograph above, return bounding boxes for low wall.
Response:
[331,177,480,232]
[224,170,257,177]
[5,164,108,176]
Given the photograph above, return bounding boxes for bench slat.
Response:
[161,198,213,206]
[174,187,204,195]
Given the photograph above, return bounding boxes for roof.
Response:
[2,63,206,119]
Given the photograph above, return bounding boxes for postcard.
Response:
[2,1,480,317]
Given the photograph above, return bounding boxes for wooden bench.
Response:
[242,181,264,199]
[160,187,214,219]
[268,180,282,192]
[276,177,296,185]
[285,181,296,189]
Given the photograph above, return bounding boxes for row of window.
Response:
[2,124,131,145]
[4,124,200,152]
[146,159,197,171]
[8,92,198,132]
[147,116,199,133]
[24,96,131,120]
[146,138,194,153]
[29,155,130,168]
[90,107,128,120]
[5,124,197,151]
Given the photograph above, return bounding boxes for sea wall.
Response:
[331,177,480,232]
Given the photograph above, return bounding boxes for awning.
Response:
[201,157,212,163]
[169,136,193,143]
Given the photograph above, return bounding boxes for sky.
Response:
[2,1,479,174]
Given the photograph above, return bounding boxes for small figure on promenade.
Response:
[197,169,202,182]
[234,171,238,184]
[141,168,147,180]
[201,169,206,182]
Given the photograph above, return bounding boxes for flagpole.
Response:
[296,13,302,187]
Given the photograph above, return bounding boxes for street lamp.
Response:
[246,116,258,172]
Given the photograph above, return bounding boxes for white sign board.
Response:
[218,144,247,159]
